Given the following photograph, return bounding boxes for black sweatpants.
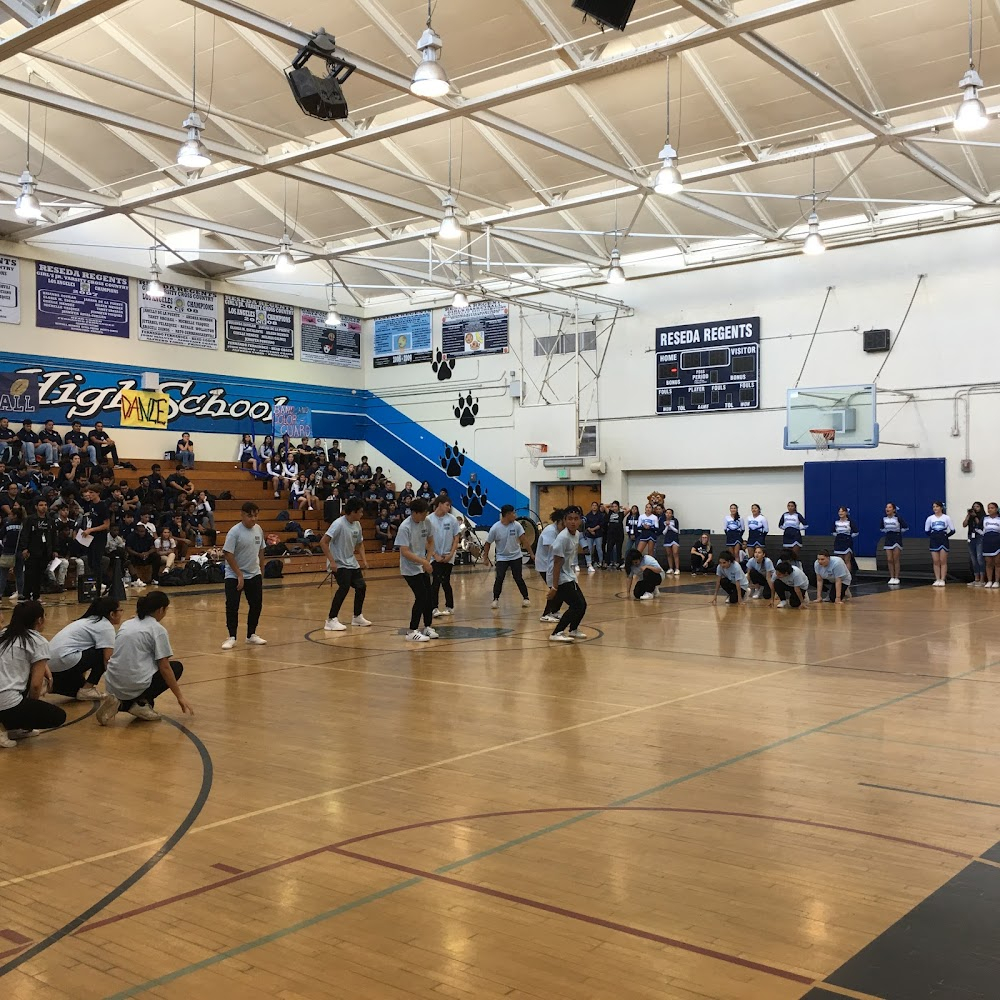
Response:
[329,567,366,619]
[404,573,434,631]
[88,537,107,579]
[719,577,742,604]
[119,661,184,711]
[690,553,711,573]
[50,647,106,696]
[225,574,264,638]
[605,534,624,567]
[22,556,46,601]
[539,571,563,616]
[493,559,528,600]
[551,581,586,635]
[632,569,661,599]
[431,561,454,610]
[774,579,802,607]
[0,697,66,732]
[748,568,772,598]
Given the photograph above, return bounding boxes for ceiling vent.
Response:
[164,231,245,279]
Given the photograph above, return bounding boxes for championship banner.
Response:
[0,256,21,326]
[139,283,218,350]
[273,404,312,439]
[35,262,129,338]
[0,371,38,415]
[120,388,170,428]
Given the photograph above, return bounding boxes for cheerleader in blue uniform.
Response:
[925,501,956,587]
[661,508,680,575]
[723,504,745,558]
[880,502,908,585]
[778,501,808,563]
[746,504,769,550]
[982,502,1000,589]
[637,503,659,557]
[831,506,859,577]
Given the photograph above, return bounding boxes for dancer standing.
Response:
[746,504,769,550]
[964,501,986,587]
[662,508,681,575]
[778,501,808,563]
[981,502,1000,588]
[547,507,588,642]
[483,505,531,609]
[880,502,908,585]
[221,502,267,649]
[604,501,626,570]
[723,504,745,558]
[636,503,659,557]
[321,498,371,631]
[429,495,461,618]
[396,498,436,642]
[925,501,956,587]
[831,506,859,578]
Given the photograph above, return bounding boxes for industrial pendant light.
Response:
[410,0,451,98]
[653,56,684,195]
[178,13,212,171]
[606,247,626,284]
[955,0,989,132]
[274,235,295,273]
[15,96,42,221]
[146,261,165,299]
[438,123,462,240]
[325,283,341,326]
[451,290,469,309]
[802,157,826,256]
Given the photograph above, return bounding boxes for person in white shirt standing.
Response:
[535,508,565,623]
[221,502,267,650]
[483,505,531,610]
[546,507,588,641]
[396,498,436,642]
[321,498,371,632]
[428,495,461,618]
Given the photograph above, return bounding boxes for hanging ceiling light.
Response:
[653,56,684,195]
[802,211,826,255]
[14,170,42,221]
[177,111,211,171]
[451,290,469,309]
[955,0,989,132]
[274,235,295,273]
[146,262,166,299]
[410,0,451,98]
[606,248,626,284]
[438,198,461,241]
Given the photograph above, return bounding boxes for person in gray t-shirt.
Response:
[221,502,267,650]
[428,495,462,617]
[396,498,436,641]
[483,505,530,609]
[546,507,588,641]
[321,498,371,631]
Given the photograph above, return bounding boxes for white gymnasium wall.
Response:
[366,223,1000,513]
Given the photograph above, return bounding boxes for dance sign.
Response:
[120,389,171,429]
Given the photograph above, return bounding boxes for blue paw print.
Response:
[432,350,455,381]
[441,442,466,478]
[462,482,487,516]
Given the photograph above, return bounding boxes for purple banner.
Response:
[35,262,130,339]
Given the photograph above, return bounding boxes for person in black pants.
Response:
[397,498,436,642]
[221,502,266,649]
[47,597,122,701]
[20,498,54,602]
[604,501,626,570]
[320,498,371,631]
[546,507,588,642]
[79,486,111,583]
[88,421,122,469]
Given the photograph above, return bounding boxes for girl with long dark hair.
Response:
[47,597,122,701]
[964,501,986,587]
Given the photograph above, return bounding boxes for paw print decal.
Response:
[454,393,479,427]
[432,350,455,381]
[441,441,466,478]
[462,482,487,516]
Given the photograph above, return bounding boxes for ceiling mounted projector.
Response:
[570,0,636,31]
[286,28,356,121]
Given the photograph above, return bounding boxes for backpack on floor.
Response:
[264,542,286,556]
[285,520,303,535]
[263,559,284,578]
[276,509,289,521]
[205,562,225,584]
[183,562,207,585]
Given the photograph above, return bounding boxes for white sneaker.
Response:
[991,582,1000,589]
[325,618,347,631]
[521,599,530,608]
[776,600,788,608]
[352,615,372,627]
[574,565,580,573]
[423,627,440,639]
[888,577,900,585]
[432,608,442,618]
[801,593,810,605]
[96,693,120,726]
[491,599,499,609]
[968,581,979,587]
[674,568,681,576]
[246,634,268,645]
[128,703,161,722]
[439,608,454,616]
[750,588,761,600]
[406,629,430,642]
[75,686,102,702]
[0,729,16,748]
[549,633,574,642]
[539,613,559,622]
[639,593,654,601]
[221,636,237,650]
[567,629,587,638]
[587,566,595,574]
[933,579,946,587]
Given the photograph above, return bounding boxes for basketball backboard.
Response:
[784,384,878,449]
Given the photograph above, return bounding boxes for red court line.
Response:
[329,845,814,985]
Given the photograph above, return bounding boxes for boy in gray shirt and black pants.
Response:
[221,501,267,649]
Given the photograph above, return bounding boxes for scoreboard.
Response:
[655,316,760,414]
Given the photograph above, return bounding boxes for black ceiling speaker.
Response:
[863,328,891,353]
[285,28,356,121]
[571,0,636,31]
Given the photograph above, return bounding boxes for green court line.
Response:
[107,659,993,998]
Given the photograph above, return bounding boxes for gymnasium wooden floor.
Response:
[4,568,1000,1000]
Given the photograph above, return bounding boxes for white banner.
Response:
[0,256,21,326]
[138,282,218,350]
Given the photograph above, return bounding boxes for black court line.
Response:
[0,717,213,978]
[860,782,1000,810]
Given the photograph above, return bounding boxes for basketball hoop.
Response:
[525,442,548,467]
[810,428,836,450]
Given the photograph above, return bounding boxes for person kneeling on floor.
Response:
[624,549,664,600]
[815,550,852,604]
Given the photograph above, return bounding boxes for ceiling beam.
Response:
[0,0,44,28]
[0,0,132,62]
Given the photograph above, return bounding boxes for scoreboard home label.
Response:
[655,316,760,414]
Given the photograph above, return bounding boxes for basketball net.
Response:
[810,428,836,450]
[525,443,547,466]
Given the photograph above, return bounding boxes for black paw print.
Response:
[454,393,479,427]
[432,350,455,381]
[441,441,466,478]
[462,482,487,516]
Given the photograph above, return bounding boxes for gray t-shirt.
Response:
[428,511,461,564]
[49,617,116,673]
[0,630,49,711]
[776,565,809,589]
[486,519,525,561]
[815,556,851,582]
[105,616,173,700]
[716,562,749,586]
[223,521,265,579]
[396,515,431,576]
[534,523,558,574]
[548,528,580,587]
[324,516,362,570]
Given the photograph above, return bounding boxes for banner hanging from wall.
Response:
[300,308,361,368]
[372,310,432,367]
[35,262,129,338]
[0,372,38,415]
[223,294,294,359]
[139,283,218,350]
[442,301,510,357]
[120,388,171,428]
[273,404,312,439]
[0,256,20,326]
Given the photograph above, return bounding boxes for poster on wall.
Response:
[0,371,38,415]
[372,310,432,367]
[442,300,509,357]
[0,256,20,325]
[35,262,129,338]
[139,283,218,350]
[223,294,294,359]
[120,389,171,428]
[300,308,361,368]
[273,404,312,439]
